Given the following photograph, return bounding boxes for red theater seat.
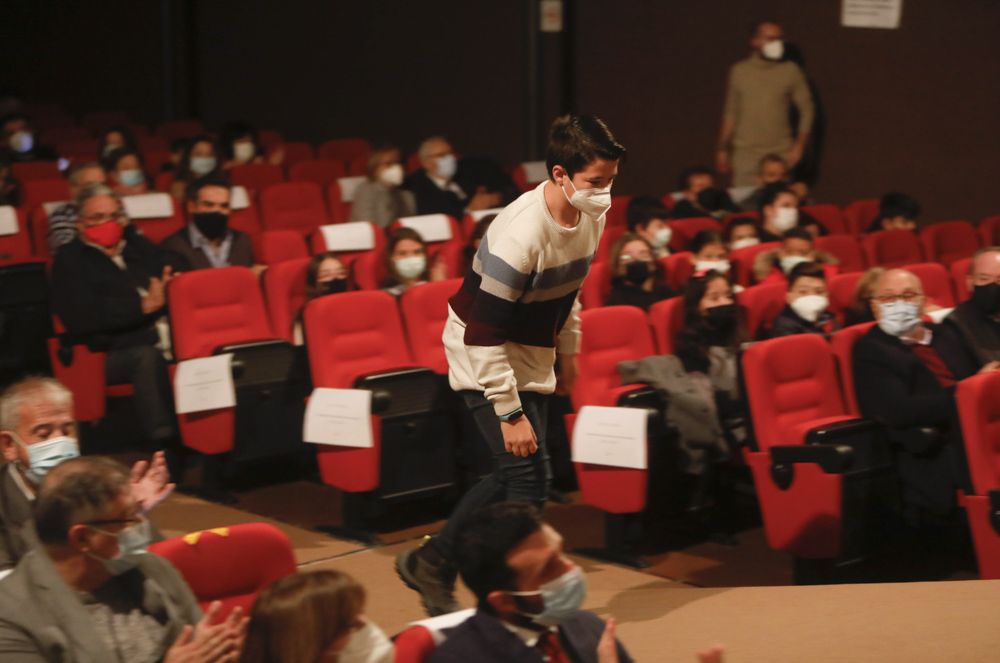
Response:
[904,262,955,308]
[738,282,786,339]
[56,139,99,161]
[511,161,548,193]
[956,371,1000,579]
[648,296,685,355]
[280,141,316,171]
[259,181,329,235]
[862,229,923,268]
[979,214,1000,246]
[230,163,284,193]
[122,193,184,244]
[730,241,780,287]
[288,159,347,188]
[399,278,463,375]
[815,235,866,274]
[262,257,310,343]
[580,261,610,310]
[573,306,655,410]
[149,523,296,620]
[951,257,973,302]
[843,198,879,236]
[318,138,370,166]
[20,178,70,215]
[920,220,980,267]
[828,272,864,323]
[11,161,61,182]
[257,230,309,266]
[802,204,847,235]
[830,322,876,416]
[604,195,632,229]
[661,252,694,291]
[667,217,722,253]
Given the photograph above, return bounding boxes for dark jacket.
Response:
[606,279,677,311]
[427,609,632,663]
[767,304,838,339]
[945,300,1000,366]
[50,229,167,352]
[159,226,255,271]
[404,158,518,218]
[0,465,37,572]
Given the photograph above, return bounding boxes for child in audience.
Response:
[306,252,350,301]
[867,192,920,233]
[98,125,140,159]
[626,195,672,258]
[689,230,732,276]
[722,217,760,251]
[221,120,282,169]
[104,147,150,195]
[240,570,392,663]
[606,233,676,309]
[753,227,839,285]
[380,227,447,296]
[350,144,417,227]
[767,261,838,339]
[171,135,221,200]
[755,182,820,241]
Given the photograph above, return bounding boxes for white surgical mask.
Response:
[772,206,799,232]
[779,254,810,274]
[790,294,829,322]
[651,227,672,249]
[190,156,217,176]
[336,620,394,663]
[509,566,588,626]
[9,130,33,153]
[10,433,80,485]
[379,163,404,187]
[730,237,760,251]
[117,169,144,187]
[435,153,457,180]
[878,300,923,337]
[762,39,784,61]
[233,142,256,163]
[395,255,426,280]
[695,259,731,274]
[562,178,612,219]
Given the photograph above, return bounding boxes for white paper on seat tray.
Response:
[43,200,69,216]
[398,214,452,242]
[122,192,174,219]
[337,176,366,203]
[926,307,954,324]
[727,185,757,202]
[173,354,236,414]
[571,405,647,470]
[303,388,373,448]
[0,207,18,236]
[470,207,504,221]
[230,186,250,210]
[521,160,548,183]
[410,608,476,644]
[320,222,375,251]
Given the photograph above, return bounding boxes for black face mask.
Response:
[705,303,738,332]
[970,282,1000,316]
[624,261,651,286]
[193,212,229,240]
[320,279,348,296]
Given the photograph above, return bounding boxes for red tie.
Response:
[537,630,572,663]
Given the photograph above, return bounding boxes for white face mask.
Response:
[190,156,217,176]
[335,621,394,663]
[772,206,799,232]
[561,177,612,219]
[695,259,731,274]
[509,566,588,626]
[651,227,672,249]
[435,154,457,180]
[379,163,404,187]
[790,294,829,322]
[395,255,426,280]
[762,39,784,61]
[9,130,33,153]
[730,237,760,251]
[779,254,810,274]
[233,142,256,163]
[878,300,923,337]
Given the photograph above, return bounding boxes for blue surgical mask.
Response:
[878,300,922,337]
[88,517,153,575]
[118,168,144,187]
[11,433,80,485]
[509,566,588,625]
[190,156,217,176]
[436,153,457,180]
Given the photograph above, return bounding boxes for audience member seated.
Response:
[170,135,221,200]
[51,184,178,449]
[0,153,21,207]
[753,227,838,285]
[0,456,245,661]
[0,377,175,572]
[463,213,496,273]
[104,147,151,196]
[755,182,819,242]
[161,175,261,273]
[722,216,760,251]
[47,161,108,254]
[349,144,416,227]
[239,570,393,663]
[0,112,57,162]
[163,137,188,173]
[689,230,732,277]
[606,233,676,310]
[220,120,281,169]
[691,187,740,221]
[98,125,140,159]
[852,269,996,518]
[625,195,672,258]
[404,135,516,217]
[381,227,447,296]
[767,261,838,339]
[737,153,790,211]
[945,246,1000,365]
[670,165,716,218]
[866,191,920,233]
[428,502,633,663]
[842,266,884,327]
[294,252,350,345]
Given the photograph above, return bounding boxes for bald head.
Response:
[970,247,1000,285]
[869,268,925,323]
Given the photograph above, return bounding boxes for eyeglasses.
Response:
[81,211,126,224]
[85,512,145,528]
[873,291,923,304]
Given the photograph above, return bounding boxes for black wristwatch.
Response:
[498,408,525,423]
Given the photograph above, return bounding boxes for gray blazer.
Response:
[0,549,202,662]
[349,180,416,228]
[0,464,38,572]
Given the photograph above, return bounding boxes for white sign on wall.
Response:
[842,0,903,29]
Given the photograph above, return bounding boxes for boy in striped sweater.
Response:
[397,115,626,616]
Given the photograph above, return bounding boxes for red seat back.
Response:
[830,322,876,416]
[595,223,626,265]
[815,234,865,274]
[572,306,655,409]
[230,163,285,193]
[259,181,329,234]
[11,161,61,182]
[148,523,296,620]
[667,217,722,252]
[318,138,370,165]
[40,127,92,144]
[979,214,1000,247]
[828,271,864,320]
[648,296,685,355]
[580,261,610,310]
[288,159,347,188]
[904,262,955,308]
[20,179,71,216]
[862,229,923,268]
[737,282,786,339]
[399,278,463,375]
[604,195,632,229]
[123,193,185,243]
[802,204,847,235]
[951,257,973,302]
[511,161,548,193]
[279,142,316,171]
[155,119,204,142]
[957,371,1000,495]
[257,230,309,266]
[393,626,438,663]
[262,257,310,343]
[843,198,879,236]
[730,241,780,286]
[661,252,694,290]
[56,139,99,162]
[919,220,980,266]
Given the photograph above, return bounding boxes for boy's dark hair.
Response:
[546,114,625,179]
[722,216,759,242]
[782,227,813,243]
[786,261,826,290]
[689,229,725,256]
[696,187,737,214]
[757,182,795,216]
[186,173,232,202]
[677,165,714,192]
[877,192,921,223]
[626,195,670,232]
[455,502,545,607]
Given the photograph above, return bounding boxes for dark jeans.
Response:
[434,390,550,561]
[105,344,177,444]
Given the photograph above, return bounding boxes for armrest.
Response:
[805,418,891,469]
[353,367,442,418]
[769,444,854,490]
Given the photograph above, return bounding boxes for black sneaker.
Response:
[395,536,461,616]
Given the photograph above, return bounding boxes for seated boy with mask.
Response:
[767,261,838,338]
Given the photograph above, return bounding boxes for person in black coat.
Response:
[428,502,632,663]
[944,246,1000,366]
[50,184,177,447]
[852,269,996,517]
[403,136,518,218]
[605,233,676,310]
[767,261,838,339]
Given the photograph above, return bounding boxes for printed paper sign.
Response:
[123,192,174,219]
[398,214,452,242]
[320,221,375,251]
[571,405,648,469]
[303,388,373,448]
[842,0,902,29]
[0,207,18,236]
[173,354,236,414]
[230,186,250,210]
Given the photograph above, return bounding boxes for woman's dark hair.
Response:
[607,232,665,287]
[219,120,261,160]
[674,272,744,369]
[757,182,796,217]
[869,192,921,232]
[722,216,760,243]
[689,230,726,256]
[381,227,429,288]
[545,114,625,179]
[676,165,714,192]
[97,125,139,156]
[305,252,348,300]
[175,134,220,183]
